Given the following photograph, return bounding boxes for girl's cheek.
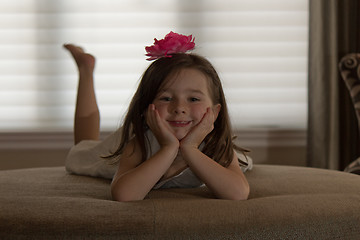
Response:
[154,104,167,119]
[193,105,208,119]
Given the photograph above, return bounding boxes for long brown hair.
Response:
[107,53,246,167]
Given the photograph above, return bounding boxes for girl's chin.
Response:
[173,130,189,141]
[176,134,187,141]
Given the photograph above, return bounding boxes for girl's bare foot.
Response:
[63,44,96,73]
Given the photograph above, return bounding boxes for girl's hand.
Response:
[146,104,179,148]
[180,107,217,149]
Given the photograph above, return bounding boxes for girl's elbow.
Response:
[229,184,250,201]
[111,183,144,202]
[112,190,144,202]
[111,189,127,202]
[240,182,250,200]
[216,184,249,200]
[112,195,139,202]
[238,187,250,200]
[230,190,249,201]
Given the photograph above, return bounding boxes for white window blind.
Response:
[0,0,308,132]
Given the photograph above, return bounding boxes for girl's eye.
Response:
[190,97,200,102]
[160,97,172,101]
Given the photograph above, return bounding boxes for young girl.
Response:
[64,32,252,202]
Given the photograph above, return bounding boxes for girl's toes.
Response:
[63,44,84,54]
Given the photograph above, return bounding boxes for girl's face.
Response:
[152,68,220,140]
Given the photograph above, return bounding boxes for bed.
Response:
[0,164,359,239]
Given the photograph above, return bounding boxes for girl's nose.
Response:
[174,108,186,114]
[172,101,187,114]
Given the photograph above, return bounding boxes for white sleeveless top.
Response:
[66,127,252,189]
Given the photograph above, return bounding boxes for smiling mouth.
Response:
[168,121,191,127]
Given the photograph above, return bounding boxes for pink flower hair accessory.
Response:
[145,31,195,61]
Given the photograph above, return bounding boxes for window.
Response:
[0,0,308,132]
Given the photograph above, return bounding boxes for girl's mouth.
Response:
[168,121,191,127]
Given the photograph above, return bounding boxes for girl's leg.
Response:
[64,44,100,144]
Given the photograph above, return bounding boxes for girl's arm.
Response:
[111,138,178,202]
[180,147,250,200]
[180,108,250,200]
[111,104,179,202]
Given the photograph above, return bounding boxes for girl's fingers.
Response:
[146,104,178,147]
[181,108,215,148]
[146,104,158,129]
[199,108,215,129]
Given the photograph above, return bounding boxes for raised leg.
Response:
[64,44,100,144]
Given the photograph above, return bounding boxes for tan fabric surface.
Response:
[0,168,153,239]
[0,165,359,239]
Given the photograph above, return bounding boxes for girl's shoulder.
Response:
[144,129,161,158]
[118,137,143,167]
[235,150,253,172]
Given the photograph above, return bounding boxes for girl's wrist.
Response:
[179,143,199,153]
[179,137,201,150]
[159,142,180,155]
